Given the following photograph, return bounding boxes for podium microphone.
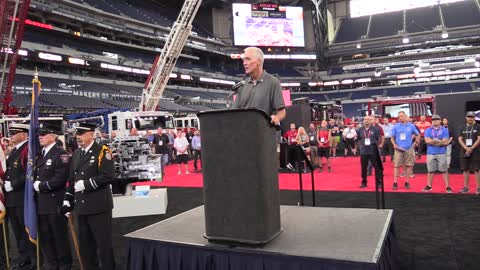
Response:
[231,80,246,92]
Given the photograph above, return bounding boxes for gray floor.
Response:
[126,205,393,264]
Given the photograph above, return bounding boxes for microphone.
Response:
[231,80,246,92]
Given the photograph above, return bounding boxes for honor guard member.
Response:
[34,122,73,270]
[4,124,37,269]
[62,122,115,270]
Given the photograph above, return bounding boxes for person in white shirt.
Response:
[342,122,357,156]
[174,131,190,174]
[381,117,395,162]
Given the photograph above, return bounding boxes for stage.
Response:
[126,205,398,270]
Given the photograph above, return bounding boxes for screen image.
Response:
[232,3,305,47]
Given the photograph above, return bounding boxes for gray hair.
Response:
[244,47,264,64]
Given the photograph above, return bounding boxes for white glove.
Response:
[65,212,71,218]
[63,200,71,208]
[33,181,41,192]
[4,181,13,192]
[74,180,85,192]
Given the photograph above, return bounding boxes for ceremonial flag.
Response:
[24,71,41,244]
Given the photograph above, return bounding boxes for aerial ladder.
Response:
[139,0,202,112]
[0,0,31,114]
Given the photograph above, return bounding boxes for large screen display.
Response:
[232,3,305,47]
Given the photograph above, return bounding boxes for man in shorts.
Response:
[422,114,451,193]
[391,111,420,190]
[458,111,480,194]
[174,131,190,174]
[317,120,332,172]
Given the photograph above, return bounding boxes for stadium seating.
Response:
[429,82,472,94]
[386,85,426,97]
[81,0,214,39]
[327,91,351,100]
[291,93,326,102]
[264,64,304,77]
[81,0,122,15]
[12,73,225,112]
[334,0,480,43]
[350,89,384,100]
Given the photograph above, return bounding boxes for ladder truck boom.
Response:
[140,0,202,112]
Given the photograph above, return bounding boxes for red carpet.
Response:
[134,156,477,194]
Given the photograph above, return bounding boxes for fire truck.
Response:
[174,114,200,132]
[367,95,435,121]
[107,110,175,138]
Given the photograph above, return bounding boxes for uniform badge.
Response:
[60,154,70,164]
[46,159,52,166]
[105,151,112,160]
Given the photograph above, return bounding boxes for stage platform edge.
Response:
[126,206,399,270]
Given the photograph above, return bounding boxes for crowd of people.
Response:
[282,111,480,194]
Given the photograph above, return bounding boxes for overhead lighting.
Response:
[100,63,149,74]
[354,78,372,83]
[475,61,480,68]
[281,82,301,87]
[68,57,86,65]
[323,81,340,86]
[402,37,410,44]
[374,70,382,77]
[180,74,191,80]
[169,73,178,78]
[441,31,449,39]
[199,77,235,85]
[263,54,316,60]
[341,79,354,85]
[38,52,62,61]
[356,43,361,49]
[414,67,421,74]
[308,82,323,87]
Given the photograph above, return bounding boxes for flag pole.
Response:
[36,233,39,270]
[68,215,84,270]
[2,222,9,269]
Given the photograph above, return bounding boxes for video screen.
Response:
[232,3,305,47]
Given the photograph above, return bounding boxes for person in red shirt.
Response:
[317,120,332,172]
[283,123,298,146]
[416,115,432,159]
[283,123,298,170]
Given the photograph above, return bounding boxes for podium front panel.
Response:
[198,109,281,244]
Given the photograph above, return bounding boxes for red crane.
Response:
[0,0,31,115]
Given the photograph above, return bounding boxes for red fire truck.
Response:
[367,95,435,121]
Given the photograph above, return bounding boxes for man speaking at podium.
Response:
[232,47,286,125]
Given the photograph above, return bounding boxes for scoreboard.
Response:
[251,3,286,18]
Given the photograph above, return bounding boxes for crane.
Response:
[139,0,202,112]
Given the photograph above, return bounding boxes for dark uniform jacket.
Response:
[4,142,28,207]
[66,142,114,215]
[35,145,70,215]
